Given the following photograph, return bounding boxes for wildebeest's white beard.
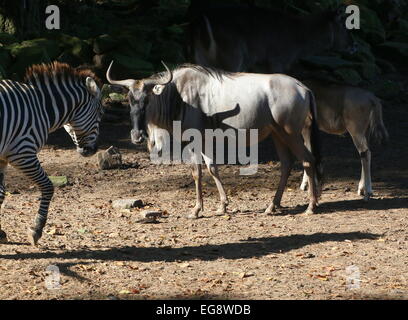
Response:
[147,123,171,156]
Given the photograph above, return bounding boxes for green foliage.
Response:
[0,46,11,68]
[359,7,386,44]
[0,32,17,45]
[334,68,363,85]
[0,0,405,98]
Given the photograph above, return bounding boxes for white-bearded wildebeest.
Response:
[107,62,323,218]
[187,4,356,73]
[0,62,103,245]
[299,79,389,201]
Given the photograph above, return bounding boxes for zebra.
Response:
[0,62,104,245]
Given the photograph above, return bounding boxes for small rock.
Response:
[136,210,163,223]
[97,146,122,170]
[140,210,163,220]
[112,199,144,209]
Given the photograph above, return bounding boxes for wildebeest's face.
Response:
[105,60,173,146]
[331,6,357,54]
[128,87,149,144]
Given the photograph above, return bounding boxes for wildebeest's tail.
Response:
[308,90,323,182]
[368,97,389,149]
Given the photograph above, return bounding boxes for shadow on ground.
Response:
[273,197,408,216]
[1,231,378,280]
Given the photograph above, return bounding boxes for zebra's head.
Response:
[64,77,103,157]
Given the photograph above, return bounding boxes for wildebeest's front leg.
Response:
[0,160,7,243]
[188,163,203,219]
[203,158,228,215]
[9,155,54,245]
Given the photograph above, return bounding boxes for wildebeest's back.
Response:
[199,72,310,132]
[305,79,383,136]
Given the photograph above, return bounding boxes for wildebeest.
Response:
[299,79,389,201]
[187,3,356,73]
[107,62,322,218]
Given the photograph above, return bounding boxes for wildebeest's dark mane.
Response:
[178,64,236,80]
[149,63,236,82]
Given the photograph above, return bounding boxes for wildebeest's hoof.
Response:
[304,205,317,215]
[216,204,228,216]
[358,188,372,201]
[28,228,42,246]
[300,183,308,191]
[0,230,7,244]
[187,212,200,219]
[264,204,281,215]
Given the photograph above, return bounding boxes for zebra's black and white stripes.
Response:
[0,62,103,245]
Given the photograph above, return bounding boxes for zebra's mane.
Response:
[24,61,102,87]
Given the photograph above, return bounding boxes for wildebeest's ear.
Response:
[152,84,166,95]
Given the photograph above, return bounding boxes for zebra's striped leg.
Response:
[0,161,7,243]
[9,155,54,246]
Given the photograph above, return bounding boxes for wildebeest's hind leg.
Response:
[285,134,319,214]
[188,163,203,219]
[203,156,228,215]
[300,170,308,191]
[300,125,311,191]
[9,154,54,245]
[349,133,372,201]
[265,136,294,215]
[300,125,322,197]
[0,160,8,243]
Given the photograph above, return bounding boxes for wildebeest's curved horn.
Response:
[106,61,136,88]
[143,61,173,87]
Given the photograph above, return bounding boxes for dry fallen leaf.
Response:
[179,262,191,268]
[47,227,63,236]
[108,232,119,238]
[315,275,329,281]
[119,289,131,295]
[234,272,254,279]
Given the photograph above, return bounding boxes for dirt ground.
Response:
[0,79,407,300]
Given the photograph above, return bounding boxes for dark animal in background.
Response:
[187,4,356,73]
[107,62,322,218]
[299,79,389,201]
